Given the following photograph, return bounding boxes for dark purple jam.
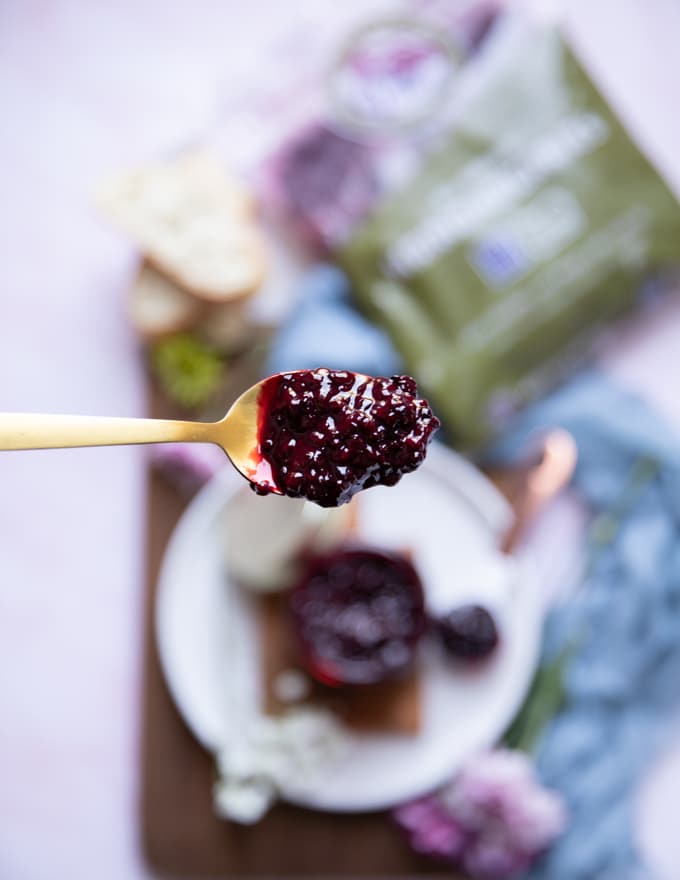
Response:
[291,548,427,686]
[280,126,377,248]
[435,605,499,661]
[251,368,440,508]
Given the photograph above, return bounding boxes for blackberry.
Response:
[436,605,499,660]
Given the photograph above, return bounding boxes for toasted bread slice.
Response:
[195,300,252,354]
[99,151,265,302]
[258,594,421,735]
[128,261,203,340]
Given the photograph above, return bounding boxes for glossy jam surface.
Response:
[251,368,440,507]
[436,604,499,660]
[291,548,426,686]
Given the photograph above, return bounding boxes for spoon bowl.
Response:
[216,377,275,488]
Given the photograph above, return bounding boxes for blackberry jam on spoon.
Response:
[252,368,439,507]
[0,368,439,508]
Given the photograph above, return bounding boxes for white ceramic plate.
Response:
[156,443,544,812]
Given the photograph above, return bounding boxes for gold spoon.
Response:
[0,369,391,493]
[0,379,269,485]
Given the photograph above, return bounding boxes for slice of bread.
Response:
[258,594,421,735]
[99,151,265,302]
[195,300,253,354]
[128,261,203,340]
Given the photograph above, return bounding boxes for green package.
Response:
[338,20,680,449]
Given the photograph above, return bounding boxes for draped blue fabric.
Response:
[493,375,680,880]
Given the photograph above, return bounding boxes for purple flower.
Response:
[394,797,466,860]
[393,749,567,879]
[274,125,378,250]
[151,442,227,497]
[462,837,531,880]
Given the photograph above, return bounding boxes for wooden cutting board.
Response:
[139,373,461,877]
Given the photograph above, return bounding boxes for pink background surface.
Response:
[1,2,679,878]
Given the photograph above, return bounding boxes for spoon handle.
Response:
[0,412,216,451]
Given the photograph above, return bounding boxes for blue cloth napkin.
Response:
[492,376,680,880]
[271,264,680,879]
